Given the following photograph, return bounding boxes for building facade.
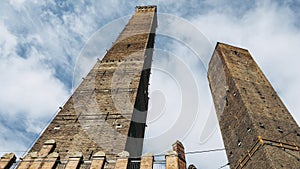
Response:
[1,6,299,169]
[15,5,157,169]
[208,43,300,168]
[0,6,191,169]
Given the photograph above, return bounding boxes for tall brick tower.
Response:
[17,5,157,169]
[208,43,300,168]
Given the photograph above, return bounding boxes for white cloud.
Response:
[9,0,26,10]
[190,0,300,124]
[145,0,300,168]
[0,55,68,117]
[0,22,17,57]
[0,0,72,157]
[0,1,299,169]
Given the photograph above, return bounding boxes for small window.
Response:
[259,122,265,129]
[234,51,239,55]
[277,127,283,133]
[229,151,233,158]
[237,140,242,147]
[116,124,122,129]
[54,125,60,130]
[224,96,229,106]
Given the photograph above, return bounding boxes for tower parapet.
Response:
[135,5,157,13]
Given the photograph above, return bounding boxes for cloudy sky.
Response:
[1,0,300,168]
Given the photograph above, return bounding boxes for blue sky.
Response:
[1,0,300,168]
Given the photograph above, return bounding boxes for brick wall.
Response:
[9,140,187,169]
[18,5,157,169]
[208,42,300,168]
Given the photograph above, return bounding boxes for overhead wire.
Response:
[218,162,230,169]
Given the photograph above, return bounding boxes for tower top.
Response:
[135,5,157,12]
[215,42,249,53]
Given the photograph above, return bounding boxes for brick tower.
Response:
[16,5,157,169]
[208,43,300,168]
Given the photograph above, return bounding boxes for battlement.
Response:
[4,140,192,169]
[135,5,157,13]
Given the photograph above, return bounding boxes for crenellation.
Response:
[0,153,16,169]
[135,6,157,13]
[8,4,299,169]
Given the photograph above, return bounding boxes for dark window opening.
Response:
[277,127,283,133]
[234,51,239,56]
[237,140,242,147]
[116,123,122,129]
[225,96,229,106]
[229,151,233,158]
[259,122,265,129]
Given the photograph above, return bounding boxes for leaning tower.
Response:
[16,5,157,169]
[208,42,300,168]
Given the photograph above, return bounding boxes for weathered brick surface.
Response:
[140,153,153,169]
[40,152,59,169]
[65,152,82,169]
[25,5,157,169]
[208,42,300,168]
[17,153,35,169]
[114,158,128,169]
[17,141,59,169]
[90,151,105,169]
[0,153,16,169]
[165,151,179,169]
[172,141,186,169]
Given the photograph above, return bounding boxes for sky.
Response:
[1,0,300,168]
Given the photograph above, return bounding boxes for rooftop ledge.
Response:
[135,5,157,12]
